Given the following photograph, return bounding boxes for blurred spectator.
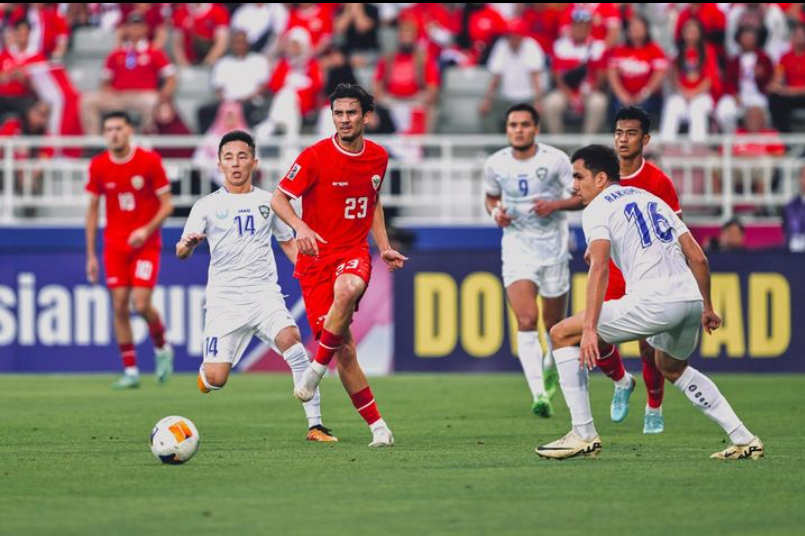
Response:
[731,106,785,196]
[286,3,335,56]
[397,4,460,54]
[660,18,721,142]
[334,4,380,67]
[0,19,40,119]
[558,2,622,49]
[781,3,805,24]
[0,100,52,202]
[726,3,789,61]
[146,100,193,138]
[194,100,249,186]
[607,15,667,122]
[674,3,726,56]
[480,20,545,132]
[230,3,288,56]
[374,18,440,134]
[543,8,607,134]
[768,22,805,133]
[704,218,746,252]
[198,30,269,132]
[316,44,358,136]
[80,12,176,135]
[783,167,805,253]
[116,4,169,50]
[24,3,69,61]
[715,26,774,133]
[254,27,322,140]
[521,4,568,55]
[456,3,507,65]
[172,3,230,67]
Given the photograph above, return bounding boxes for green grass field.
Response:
[1,373,802,536]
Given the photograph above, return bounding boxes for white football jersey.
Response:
[582,184,702,303]
[484,143,574,266]
[182,187,293,302]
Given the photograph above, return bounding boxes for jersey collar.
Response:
[331,135,365,157]
[109,145,137,165]
[620,157,645,181]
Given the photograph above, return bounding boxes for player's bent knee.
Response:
[516,314,539,331]
[549,323,567,349]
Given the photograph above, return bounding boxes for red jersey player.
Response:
[595,106,682,434]
[85,111,175,389]
[271,84,407,447]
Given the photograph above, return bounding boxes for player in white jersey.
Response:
[176,130,337,443]
[535,145,762,460]
[484,103,582,417]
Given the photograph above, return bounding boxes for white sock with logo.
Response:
[554,347,597,441]
[517,331,545,399]
[673,366,754,445]
[283,343,322,428]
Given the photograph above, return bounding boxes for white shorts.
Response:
[502,258,570,298]
[597,295,704,360]
[202,294,297,367]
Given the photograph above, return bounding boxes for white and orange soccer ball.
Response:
[150,416,200,464]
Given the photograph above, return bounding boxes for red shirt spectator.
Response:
[559,3,622,46]
[522,4,569,53]
[676,44,722,98]
[374,51,440,99]
[551,34,607,94]
[398,4,460,50]
[172,3,230,65]
[723,49,774,97]
[267,57,322,117]
[0,112,55,160]
[0,48,45,97]
[467,5,507,60]
[286,3,335,51]
[608,42,668,95]
[675,3,726,41]
[779,47,805,88]
[103,40,175,92]
[733,127,786,157]
[26,5,70,59]
[119,4,168,47]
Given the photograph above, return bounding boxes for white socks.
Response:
[517,331,545,399]
[370,418,388,433]
[554,347,597,441]
[124,366,139,377]
[673,366,754,445]
[543,332,555,369]
[283,343,322,428]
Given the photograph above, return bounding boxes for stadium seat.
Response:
[437,67,493,134]
[70,27,117,59]
[176,67,214,99]
[65,59,104,93]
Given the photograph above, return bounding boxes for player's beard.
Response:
[512,142,534,152]
[339,127,363,143]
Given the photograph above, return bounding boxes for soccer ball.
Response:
[150,416,200,464]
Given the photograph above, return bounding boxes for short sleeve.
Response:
[582,203,610,243]
[101,53,114,81]
[669,208,690,237]
[522,39,545,72]
[150,153,171,195]
[271,214,294,242]
[277,147,319,199]
[483,158,501,196]
[154,50,175,77]
[486,40,505,75]
[85,159,103,196]
[183,200,207,236]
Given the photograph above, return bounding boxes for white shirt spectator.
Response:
[231,3,288,52]
[487,36,546,101]
[211,52,270,101]
[726,3,789,61]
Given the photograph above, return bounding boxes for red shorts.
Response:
[104,246,161,288]
[295,248,372,338]
[605,260,626,302]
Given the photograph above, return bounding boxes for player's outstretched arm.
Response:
[176,233,205,260]
[85,194,100,284]
[533,196,584,217]
[679,233,722,333]
[271,189,326,257]
[580,239,611,369]
[371,199,408,272]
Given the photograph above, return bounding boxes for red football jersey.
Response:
[606,158,681,300]
[85,147,170,251]
[278,135,388,258]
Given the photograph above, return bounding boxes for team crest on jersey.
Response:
[287,163,301,180]
[131,175,144,190]
[372,175,381,191]
[536,168,548,181]
[215,209,229,220]
[259,205,270,219]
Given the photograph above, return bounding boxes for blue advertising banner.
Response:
[0,227,307,372]
[394,250,802,373]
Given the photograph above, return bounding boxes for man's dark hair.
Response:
[218,130,256,157]
[722,217,745,234]
[13,18,30,30]
[571,145,620,181]
[102,110,133,127]
[613,106,651,134]
[329,83,374,114]
[505,103,540,126]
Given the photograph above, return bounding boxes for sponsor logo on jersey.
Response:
[131,175,144,190]
[332,181,348,187]
[105,182,116,190]
[287,163,301,180]
[536,168,548,181]
[259,205,270,219]
[372,175,382,190]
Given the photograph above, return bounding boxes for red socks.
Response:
[597,345,626,381]
[641,344,665,409]
[350,386,381,425]
[314,329,343,366]
[148,317,166,349]
[120,343,136,368]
